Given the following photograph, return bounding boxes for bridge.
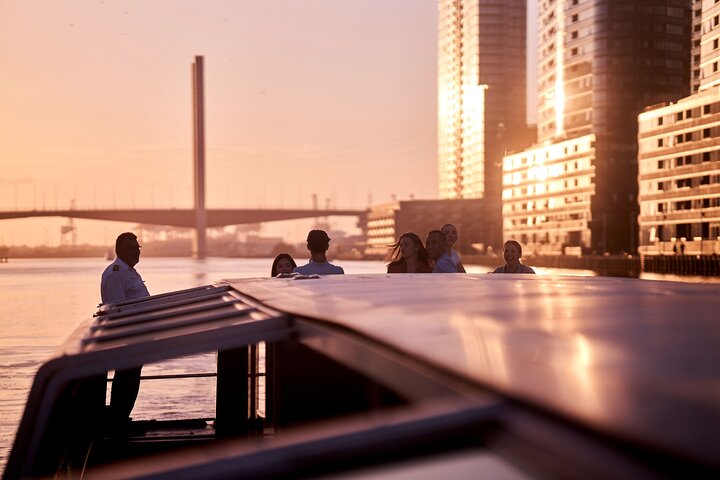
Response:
[4,57,367,258]
[0,208,366,229]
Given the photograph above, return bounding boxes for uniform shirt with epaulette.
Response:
[101,258,150,304]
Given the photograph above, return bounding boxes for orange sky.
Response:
[0,1,536,247]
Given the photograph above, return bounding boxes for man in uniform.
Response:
[101,232,149,424]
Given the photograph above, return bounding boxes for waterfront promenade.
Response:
[464,254,720,278]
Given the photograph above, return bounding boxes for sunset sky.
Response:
[0,0,536,247]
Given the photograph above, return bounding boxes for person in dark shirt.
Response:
[271,253,297,276]
[492,240,535,274]
[386,232,432,273]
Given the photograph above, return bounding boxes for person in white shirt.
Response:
[425,230,459,273]
[441,223,466,273]
[100,232,150,424]
[293,230,344,275]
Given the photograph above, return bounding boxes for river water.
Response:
[0,257,715,472]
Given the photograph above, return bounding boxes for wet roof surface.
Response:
[228,274,720,465]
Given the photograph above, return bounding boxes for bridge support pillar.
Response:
[192,55,207,259]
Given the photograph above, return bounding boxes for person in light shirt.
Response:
[425,230,458,273]
[441,223,466,273]
[293,230,344,275]
[100,232,150,424]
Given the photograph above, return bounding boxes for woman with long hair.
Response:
[271,253,297,277]
[386,232,432,273]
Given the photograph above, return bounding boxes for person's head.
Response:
[115,232,141,267]
[441,224,459,250]
[306,229,330,254]
[387,232,428,264]
[425,230,448,260]
[503,240,523,266]
[271,253,297,276]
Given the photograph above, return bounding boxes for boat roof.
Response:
[7,273,720,478]
[225,273,720,467]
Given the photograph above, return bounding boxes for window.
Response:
[657,160,664,169]
[685,132,692,142]
[704,104,711,114]
[657,138,664,147]
[715,38,719,49]
[658,117,664,126]
[571,30,579,39]
[571,14,578,22]
[676,112,683,121]
[714,62,719,72]
[703,151,711,162]
[704,128,711,138]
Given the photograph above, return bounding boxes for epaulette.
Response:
[112,264,120,272]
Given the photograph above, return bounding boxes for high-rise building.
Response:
[437,0,527,249]
[637,0,720,256]
[691,0,703,93]
[503,0,691,255]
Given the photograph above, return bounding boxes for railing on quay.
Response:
[463,253,720,278]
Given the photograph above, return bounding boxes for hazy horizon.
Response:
[1,1,538,247]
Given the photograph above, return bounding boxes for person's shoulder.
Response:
[328,262,344,274]
[491,266,504,273]
[450,250,462,264]
[433,253,457,273]
[103,260,126,275]
[440,252,456,266]
[293,263,311,274]
[387,261,405,273]
[521,264,535,274]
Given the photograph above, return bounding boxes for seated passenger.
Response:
[441,223,467,273]
[425,230,458,273]
[271,253,297,277]
[386,232,432,273]
[492,240,536,274]
[293,230,344,275]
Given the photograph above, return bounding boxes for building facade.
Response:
[637,0,720,256]
[437,0,527,249]
[503,0,691,255]
[365,199,489,259]
[502,134,596,255]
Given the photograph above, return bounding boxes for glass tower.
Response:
[438,0,526,247]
